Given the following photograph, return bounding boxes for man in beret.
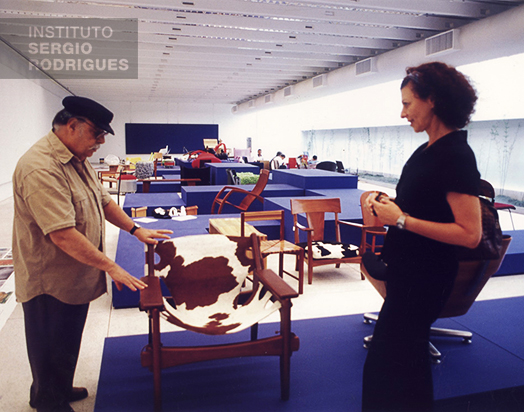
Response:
[12,96,172,412]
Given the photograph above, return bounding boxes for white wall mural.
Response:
[303,118,524,202]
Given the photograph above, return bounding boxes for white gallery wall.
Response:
[0,42,68,201]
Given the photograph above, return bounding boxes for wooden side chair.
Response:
[359,191,388,254]
[241,210,305,294]
[139,233,300,411]
[101,165,137,205]
[290,197,370,286]
[211,169,270,214]
[362,235,512,363]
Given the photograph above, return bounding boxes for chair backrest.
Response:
[241,210,285,240]
[440,234,512,318]
[290,198,341,242]
[363,235,512,319]
[238,169,270,209]
[315,161,337,172]
[480,179,495,201]
[150,233,282,335]
[336,161,345,173]
[360,191,385,227]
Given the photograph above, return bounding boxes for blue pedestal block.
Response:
[272,169,358,189]
[122,193,185,216]
[497,230,524,276]
[182,183,305,215]
[136,181,181,193]
[155,165,180,173]
[178,159,211,185]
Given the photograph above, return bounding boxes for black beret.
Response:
[62,96,114,135]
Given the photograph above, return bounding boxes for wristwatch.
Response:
[130,223,141,235]
[396,213,409,230]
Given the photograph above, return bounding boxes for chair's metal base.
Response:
[362,313,473,364]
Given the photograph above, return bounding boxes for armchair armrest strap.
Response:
[256,268,299,299]
[295,222,313,232]
[139,276,164,311]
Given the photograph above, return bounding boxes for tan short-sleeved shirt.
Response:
[12,131,112,304]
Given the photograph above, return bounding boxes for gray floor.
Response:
[1,182,523,412]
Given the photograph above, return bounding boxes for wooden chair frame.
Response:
[241,210,305,294]
[290,197,382,285]
[211,169,270,214]
[139,233,300,411]
[359,191,388,254]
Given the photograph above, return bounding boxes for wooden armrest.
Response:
[362,225,388,232]
[339,220,364,228]
[139,276,164,311]
[256,268,299,300]
[295,222,313,232]
[102,177,119,183]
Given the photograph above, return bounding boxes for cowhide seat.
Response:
[139,233,300,411]
[290,197,371,286]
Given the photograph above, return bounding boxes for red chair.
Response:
[211,169,270,214]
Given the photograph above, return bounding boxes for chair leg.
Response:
[429,341,442,364]
[430,326,473,341]
[509,210,515,230]
[280,301,292,401]
[250,323,259,341]
[279,253,284,278]
[307,256,313,285]
[297,251,304,295]
[363,315,472,364]
[148,308,162,411]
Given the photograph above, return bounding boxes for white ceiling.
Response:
[1,0,523,105]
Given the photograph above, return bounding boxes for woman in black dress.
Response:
[362,62,483,412]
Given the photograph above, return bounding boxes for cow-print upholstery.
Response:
[152,234,281,335]
[299,241,359,260]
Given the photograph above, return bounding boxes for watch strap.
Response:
[396,213,409,230]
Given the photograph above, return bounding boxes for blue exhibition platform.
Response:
[113,168,524,309]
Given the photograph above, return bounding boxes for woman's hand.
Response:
[367,192,403,226]
[366,191,482,248]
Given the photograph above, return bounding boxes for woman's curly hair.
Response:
[401,62,478,129]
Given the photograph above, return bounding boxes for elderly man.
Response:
[12,96,172,412]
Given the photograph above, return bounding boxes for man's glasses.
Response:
[76,117,108,140]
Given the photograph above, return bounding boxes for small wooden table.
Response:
[208,218,267,240]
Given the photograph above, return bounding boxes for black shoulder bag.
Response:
[456,196,503,261]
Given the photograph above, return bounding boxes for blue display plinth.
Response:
[122,193,185,216]
[182,183,305,215]
[136,181,181,193]
[272,169,358,189]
